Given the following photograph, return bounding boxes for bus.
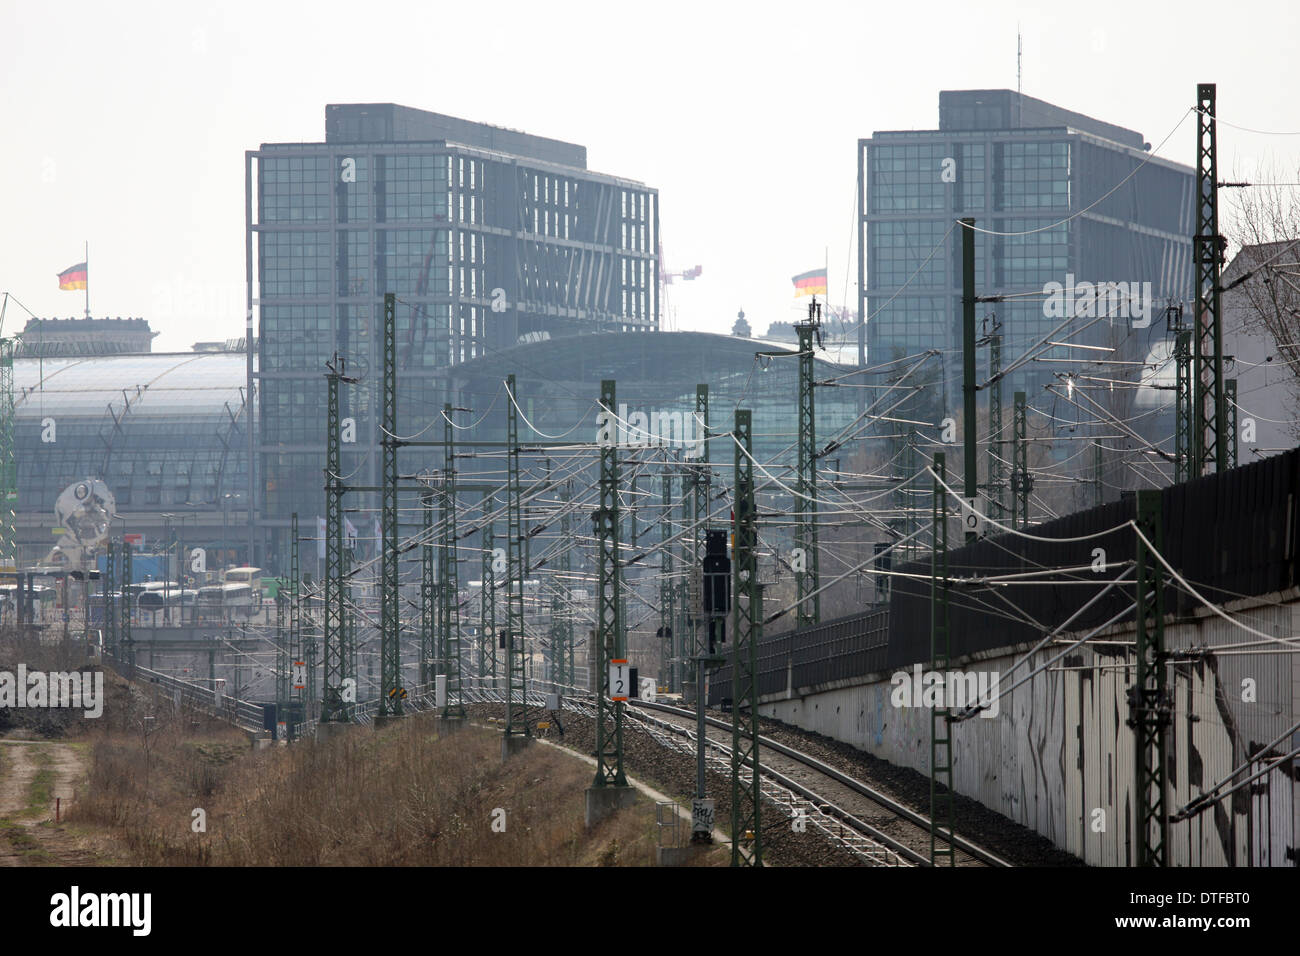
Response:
[220,564,261,600]
[0,582,55,623]
[124,580,179,600]
[196,582,255,622]
[137,588,196,623]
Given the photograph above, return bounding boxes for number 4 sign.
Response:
[292,661,307,690]
[609,659,629,701]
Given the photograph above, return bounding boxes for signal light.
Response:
[702,529,731,617]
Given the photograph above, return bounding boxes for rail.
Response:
[104,652,266,734]
[630,698,1013,868]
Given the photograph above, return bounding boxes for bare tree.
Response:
[1224,161,1300,437]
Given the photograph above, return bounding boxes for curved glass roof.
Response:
[12,352,253,420]
[450,330,807,382]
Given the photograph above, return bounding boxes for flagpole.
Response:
[84,240,90,319]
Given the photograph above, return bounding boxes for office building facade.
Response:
[11,351,250,568]
[858,90,1194,428]
[17,317,158,357]
[247,104,659,561]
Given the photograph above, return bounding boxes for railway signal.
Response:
[702,529,730,655]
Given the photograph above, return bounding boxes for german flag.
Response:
[57,262,87,291]
[791,268,827,298]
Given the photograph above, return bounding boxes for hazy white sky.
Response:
[2,0,1298,353]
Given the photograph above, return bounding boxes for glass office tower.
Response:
[858,90,1194,425]
[247,104,659,562]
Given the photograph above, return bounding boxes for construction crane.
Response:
[655,245,704,332]
[657,243,702,286]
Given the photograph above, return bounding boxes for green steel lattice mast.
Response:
[731,408,761,866]
[795,305,820,626]
[1129,489,1170,865]
[659,466,676,692]
[290,513,302,734]
[1012,391,1030,528]
[1193,83,1227,477]
[441,404,465,718]
[378,292,402,718]
[987,328,1006,521]
[480,494,497,685]
[929,453,955,865]
[592,379,626,785]
[321,359,350,723]
[0,337,15,573]
[550,481,573,690]
[421,488,435,688]
[504,375,528,736]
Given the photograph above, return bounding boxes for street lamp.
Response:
[115,513,128,632]
[221,493,235,573]
[179,509,196,623]
[160,513,175,625]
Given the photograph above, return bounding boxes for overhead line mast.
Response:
[795,299,822,626]
[1193,82,1227,476]
[378,292,402,720]
[731,408,762,866]
[592,379,627,788]
[504,374,529,739]
[441,403,465,719]
[421,487,435,689]
[321,355,356,724]
[0,318,15,573]
[480,493,497,685]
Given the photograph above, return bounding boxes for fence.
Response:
[712,447,1300,704]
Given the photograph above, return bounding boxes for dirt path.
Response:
[0,739,98,866]
[0,743,37,818]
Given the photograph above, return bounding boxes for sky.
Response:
[2,0,1298,353]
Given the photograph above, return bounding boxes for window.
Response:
[336,154,370,223]
[260,232,330,297]
[869,220,950,290]
[869,144,947,213]
[260,156,331,222]
[994,141,1070,211]
[337,231,370,297]
[260,305,332,372]
[992,218,1069,288]
[374,229,449,297]
[378,154,451,222]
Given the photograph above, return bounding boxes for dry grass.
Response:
[69,712,673,866]
[19,746,56,819]
[0,628,107,739]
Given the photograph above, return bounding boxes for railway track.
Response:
[626,698,1012,868]
[395,682,1012,866]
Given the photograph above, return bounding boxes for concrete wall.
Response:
[761,590,1300,866]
